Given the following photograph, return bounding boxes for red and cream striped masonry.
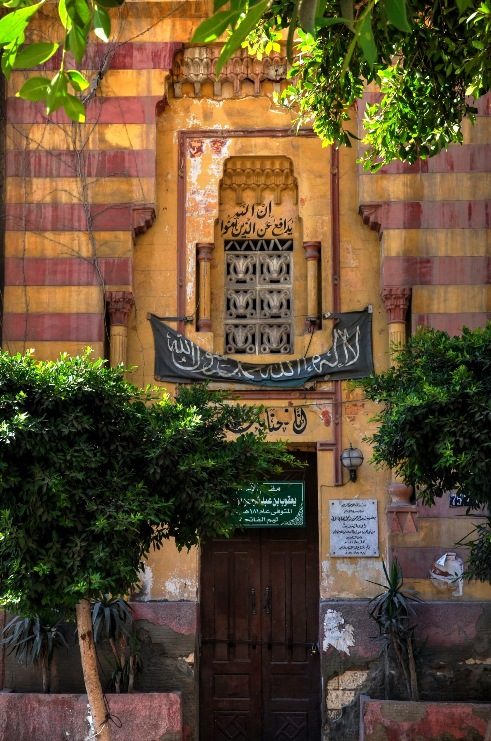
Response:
[3,41,181,353]
[357,91,491,336]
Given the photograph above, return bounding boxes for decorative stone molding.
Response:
[359,203,383,233]
[381,286,411,324]
[132,205,156,241]
[220,156,298,206]
[171,45,288,99]
[387,505,418,534]
[106,291,134,327]
[303,241,321,262]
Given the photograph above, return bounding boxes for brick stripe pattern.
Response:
[3,31,182,357]
[357,90,491,336]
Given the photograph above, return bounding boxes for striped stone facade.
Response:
[2,0,200,358]
[1,6,490,739]
[358,91,490,335]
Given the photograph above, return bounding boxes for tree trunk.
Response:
[41,658,49,693]
[407,635,419,701]
[76,599,112,741]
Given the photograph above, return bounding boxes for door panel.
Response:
[200,455,320,740]
[201,533,262,740]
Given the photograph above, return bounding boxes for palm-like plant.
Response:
[0,615,70,692]
[368,560,421,701]
[91,597,141,693]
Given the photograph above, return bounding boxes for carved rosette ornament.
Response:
[106,291,134,368]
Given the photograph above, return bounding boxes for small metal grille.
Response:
[224,239,293,354]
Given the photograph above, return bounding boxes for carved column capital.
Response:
[197,242,214,262]
[303,241,321,261]
[106,291,134,327]
[381,287,411,323]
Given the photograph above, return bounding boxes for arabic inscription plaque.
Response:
[238,481,305,528]
[329,499,379,557]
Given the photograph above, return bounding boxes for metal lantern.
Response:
[340,444,364,482]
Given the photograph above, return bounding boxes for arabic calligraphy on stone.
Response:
[330,500,379,557]
[220,202,294,238]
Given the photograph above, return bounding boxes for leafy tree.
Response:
[0,350,291,740]
[193,0,491,170]
[361,324,491,581]
[0,0,489,167]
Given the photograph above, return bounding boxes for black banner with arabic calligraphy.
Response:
[149,309,373,388]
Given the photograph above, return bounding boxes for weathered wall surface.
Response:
[320,601,491,740]
[361,698,491,741]
[3,603,197,740]
[0,691,183,741]
[1,3,490,740]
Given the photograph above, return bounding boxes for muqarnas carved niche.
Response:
[171,46,288,99]
[220,156,298,206]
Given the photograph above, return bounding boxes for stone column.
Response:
[381,286,414,511]
[381,286,411,359]
[197,242,214,331]
[106,291,134,368]
[303,241,321,330]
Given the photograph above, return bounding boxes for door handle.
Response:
[264,586,272,614]
[250,587,256,615]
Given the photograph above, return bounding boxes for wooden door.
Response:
[200,455,320,740]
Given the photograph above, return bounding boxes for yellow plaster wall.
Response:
[127,92,394,602]
[127,85,491,603]
[6,0,488,604]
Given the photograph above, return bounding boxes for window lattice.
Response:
[224,239,293,354]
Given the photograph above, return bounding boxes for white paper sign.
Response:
[329,499,379,557]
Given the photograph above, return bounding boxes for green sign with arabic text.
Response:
[238,481,305,528]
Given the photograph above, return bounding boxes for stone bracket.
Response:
[132,205,156,241]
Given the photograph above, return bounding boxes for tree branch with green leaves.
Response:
[0,350,293,738]
[0,0,123,121]
[0,0,490,159]
[361,323,491,582]
[193,0,491,169]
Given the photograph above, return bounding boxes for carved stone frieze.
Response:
[171,45,288,99]
[220,156,298,206]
